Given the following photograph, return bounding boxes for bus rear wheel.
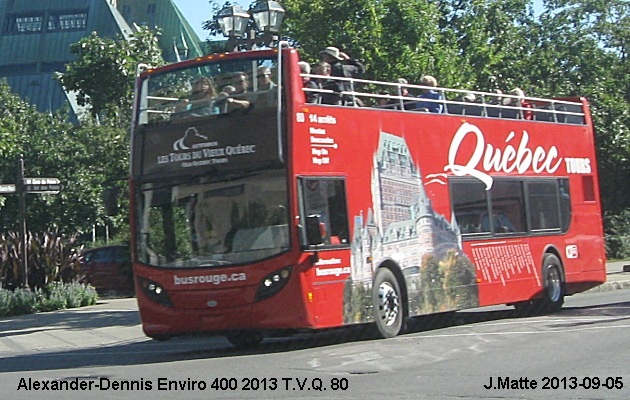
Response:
[514,254,565,315]
[226,330,264,349]
[372,268,405,338]
[537,254,565,312]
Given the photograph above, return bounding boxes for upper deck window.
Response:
[138,57,280,125]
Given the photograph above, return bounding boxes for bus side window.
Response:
[299,178,350,247]
[451,179,490,235]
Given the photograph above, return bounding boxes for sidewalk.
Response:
[0,296,144,357]
[0,263,629,358]
[587,260,630,293]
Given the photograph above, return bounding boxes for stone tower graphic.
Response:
[344,131,477,323]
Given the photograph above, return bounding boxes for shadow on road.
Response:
[1,300,628,373]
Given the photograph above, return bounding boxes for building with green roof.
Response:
[0,0,205,118]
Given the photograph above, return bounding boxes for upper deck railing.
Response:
[301,74,587,125]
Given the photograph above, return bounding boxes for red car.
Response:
[79,245,134,295]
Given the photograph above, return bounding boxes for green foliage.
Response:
[280,0,450,83]
[58,26,164,124]
[440,250,479,309]
[0,230,83,290]
[343,279,371,324]
[0,283,97,317]
[0,82,130,237]
[37,282,68,312]
[12,287,38,315]
[604,210,630,259]
[420,254,444,313]
[0,289,13,316]
[416,251,479,313]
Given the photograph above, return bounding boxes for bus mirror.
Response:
[306,214,325,246]
[103,187,119,216]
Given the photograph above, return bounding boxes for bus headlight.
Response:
[138,277,173,307]
[255,266,292,301]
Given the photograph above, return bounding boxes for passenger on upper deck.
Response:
[502,88,532,120]
[256,66,276,91]
[175,76,219,116]
[320,46,365,106]
[312,61,330,80]
[397,78,410,97]
[190,77,217,100]
[377,91,391,107]
[462,92,476,103]
[298,61,320,104]
[390,78,415,110]
[231,71,250,95]
[313,61,342,106]
[490,89,503,104]
[484,89,504,118]
[415,75,444,113]
[320,46,365,81]
[215,73,251,113]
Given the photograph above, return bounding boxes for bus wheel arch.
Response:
[514,250,565,315]
[371,263,408,338]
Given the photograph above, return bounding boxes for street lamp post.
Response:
[216,1,285,51]
[216,5,250,51]
[251,0,285,46]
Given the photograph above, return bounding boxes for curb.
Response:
[583,279,630,294]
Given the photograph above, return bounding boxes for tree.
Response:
[0,81,129,239]
[436,0,536,91]
[281,0,458,84]
[525,0,630,213]
[57,26,164,124]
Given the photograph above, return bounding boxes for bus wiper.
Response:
[198,260,231,267]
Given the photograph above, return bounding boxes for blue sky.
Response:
[172,0,249,40]
[172,0,545,41]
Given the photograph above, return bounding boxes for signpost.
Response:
[23,178,61,194]
[0,156,61,288]
[0,184,16,194]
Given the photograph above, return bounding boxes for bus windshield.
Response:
[137,169,289,268]
[137,56,279,125]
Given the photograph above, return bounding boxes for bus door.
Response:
[298,176,352,328]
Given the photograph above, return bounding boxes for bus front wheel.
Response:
[372,268,405,338]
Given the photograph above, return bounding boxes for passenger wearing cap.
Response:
[319,46,365,80]
[319,46,365,105]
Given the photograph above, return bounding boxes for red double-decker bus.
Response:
[129,46,606,347]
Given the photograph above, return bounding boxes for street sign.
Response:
[23,178,61,194]
[0,184,16,194]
